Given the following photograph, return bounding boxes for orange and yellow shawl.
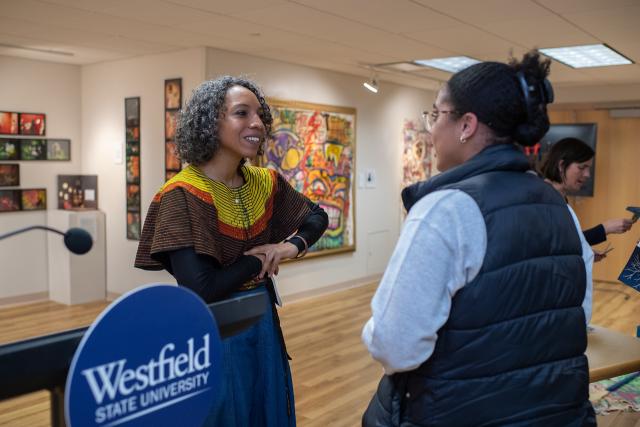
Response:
[135,164,311,270]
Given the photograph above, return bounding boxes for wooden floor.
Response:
[0,280,638,426]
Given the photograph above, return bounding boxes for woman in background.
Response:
[135,76,328,427]
[541,137,633,255]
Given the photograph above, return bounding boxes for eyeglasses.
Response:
[421,110,460,131]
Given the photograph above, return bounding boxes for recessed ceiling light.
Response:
[378,62,426,72]
[413,56,481,73]
[540,44,633,68]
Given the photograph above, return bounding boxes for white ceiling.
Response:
[1,0,639,92]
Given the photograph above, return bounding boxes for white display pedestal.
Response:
[47,210,106,305]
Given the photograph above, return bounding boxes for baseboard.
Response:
[0,292,49,308]
[282,274,382,304]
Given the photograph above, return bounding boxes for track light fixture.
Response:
[363,76,378,93]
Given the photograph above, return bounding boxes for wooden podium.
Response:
[0,291,268,427]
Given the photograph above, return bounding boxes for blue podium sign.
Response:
[65,284,222,427]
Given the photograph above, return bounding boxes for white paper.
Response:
[271,275,283,307]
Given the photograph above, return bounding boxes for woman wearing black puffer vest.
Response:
[362,51,596,427]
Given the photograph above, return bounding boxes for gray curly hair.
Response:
[175,76,273,165]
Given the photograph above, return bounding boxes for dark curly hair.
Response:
[175,76,273,165]
[445,50,552,147]
[540,137,594,183]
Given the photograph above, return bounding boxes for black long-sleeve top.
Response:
[164,201,328,303]
[583,224,606,246]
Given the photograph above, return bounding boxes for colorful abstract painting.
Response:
[260,99,355,257]
[402,119,432,188]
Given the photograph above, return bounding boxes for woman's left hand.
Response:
[244,242,298,278]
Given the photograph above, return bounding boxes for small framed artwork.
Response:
[125,98,140,127]
[21,188,47,211]
[47,139,71,160]
[127,212,141,240]
[165,110,179,141]
[165,78,182,110]
[21,139,47,160]
[126,155,140,184]
[0,139,19,160]
[0,112,19,135]
[58,175,98,210]
[0,189,20,212]
[19,113,46,136]
[126,141,140,156]
[165,141,181,170]
[0,164,19,187]
[126,126,140,142]
[126,184,140,212]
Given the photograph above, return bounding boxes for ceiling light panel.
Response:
[413,56,481,73]
[540,44,633,68]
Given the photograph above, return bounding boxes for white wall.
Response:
[204,48,432,297]
[0,55,81,298]
[81,48,206,295]
[82,46,431,297]
[1,47,433,300]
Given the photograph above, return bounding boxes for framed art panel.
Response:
[0,164,19,187]
[0,139,19,160]
[125,98,140,127]
[0,112,19,135]
[126,126,140,142]
[165,78,182,179]
[47,139,71,160]
[165,141,180,170]
[165,110,178,141]
[126,141,140,156]
[126,155,140,184]
[126,184,140,212]
[21,139,47,160]
[127,212,141,240]
[165,78,182,110]
[58,175,98,210]
[125,96,141,240]
[19,113,46,136]
[259,99,356,257]
[21,188,46,211]
[0,189,20,212]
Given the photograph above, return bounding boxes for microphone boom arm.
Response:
[0,225,65,241]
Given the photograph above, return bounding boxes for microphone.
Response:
[0,225,93,255]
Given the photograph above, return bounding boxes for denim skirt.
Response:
[203,285,296,427]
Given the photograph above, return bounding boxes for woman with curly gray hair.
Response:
[135,76,328,426]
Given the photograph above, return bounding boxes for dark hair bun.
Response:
[446,50,553,147]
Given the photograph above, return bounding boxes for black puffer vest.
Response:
[364,144,595,427]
